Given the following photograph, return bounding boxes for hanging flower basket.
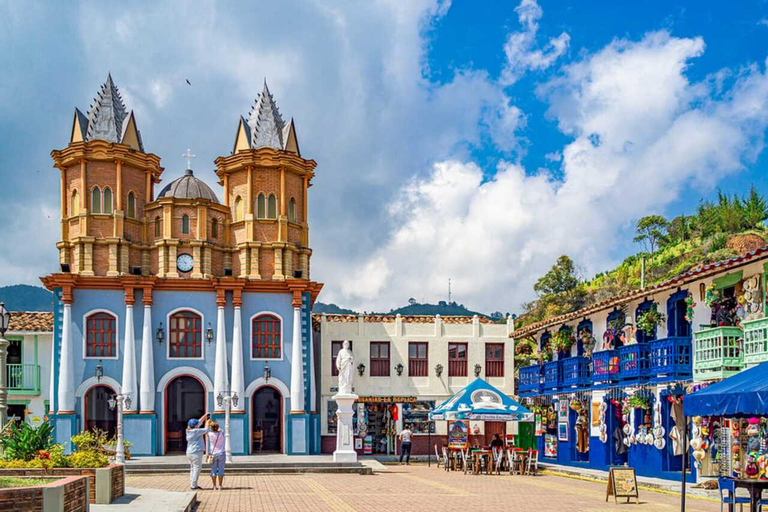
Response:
[579,328,596,357]
[551,328,576,353]
[636,304,666,336]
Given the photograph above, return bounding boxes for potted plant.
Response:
[579,328,596,357]
[551,328,576,354]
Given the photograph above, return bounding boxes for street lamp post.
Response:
[108,392,131,464]
[216,391,239,463]
[0,303,11,428]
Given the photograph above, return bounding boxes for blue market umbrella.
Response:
[429,378,532,421]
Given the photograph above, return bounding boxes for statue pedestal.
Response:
[333,393,358,462]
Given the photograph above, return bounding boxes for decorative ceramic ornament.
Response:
[600,433,608,443]
[600,424,607,434]
[623,423,631,435]
[654,437,666,450]
[690,438,702,451]
[654,427,665,438]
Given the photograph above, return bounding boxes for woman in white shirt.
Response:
[206,421,227,490]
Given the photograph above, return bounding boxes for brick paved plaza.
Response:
[126,465,720,511]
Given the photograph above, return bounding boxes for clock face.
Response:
[177,253,194,272]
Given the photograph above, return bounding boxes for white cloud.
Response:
[341,30,768,312]
[501,0,570,85]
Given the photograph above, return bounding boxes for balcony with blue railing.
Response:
[543,360,562,391]
[518,364,542,395]
[617,343,651,383]
[693,326,744,382]
[743,317,768,365]
[591,350,619,387]
[562,356,591,388]
[7,364,41,395]
[649,336,692,382]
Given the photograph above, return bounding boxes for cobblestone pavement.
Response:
[126,465,720,512]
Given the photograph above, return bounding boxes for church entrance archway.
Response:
[165,375,205,453]
[252,386,282,453]
[84,385,117,437]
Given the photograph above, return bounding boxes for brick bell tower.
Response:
[51,74,163,276]
[214,81,316,280]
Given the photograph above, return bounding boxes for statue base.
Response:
[332,393,358,462]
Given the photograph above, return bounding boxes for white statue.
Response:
[336,340,354,395]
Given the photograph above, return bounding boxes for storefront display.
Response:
[448,420,468,449]
[545,434,557,457]
[402,401,436,434]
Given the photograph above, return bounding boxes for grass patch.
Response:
[0,476,58,488]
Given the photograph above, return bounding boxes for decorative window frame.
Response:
[82,309,119,360]
[165,307,205,361]
[249,311,284,361]
[126,191,137,219]
[102,187,113,214]
[90,186,102,214]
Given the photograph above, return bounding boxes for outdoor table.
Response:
[446,447,463,471]
[511,449,528,475]
[728,479,768,512]
[472,449,492,475]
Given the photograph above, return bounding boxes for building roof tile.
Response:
[8,312,53,333]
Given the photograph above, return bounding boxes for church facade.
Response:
[41,75,323,456]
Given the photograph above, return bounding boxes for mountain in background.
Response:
[314,298,504,319]
[313,302,359,314]
[0,285,53,312]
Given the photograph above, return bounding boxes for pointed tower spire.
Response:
[247,80,286,150]
[85,73,129,144]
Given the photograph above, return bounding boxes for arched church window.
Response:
[252,314,281,359]
[169,310,202,358]
[91,187,101,214]
[211,218,218,239]
[71,190,80,216]
[234,196,243,222]
[181,214,190,235]
[267,194,277,219]
[86,312,116,358]
[127,192,136,219]
[102,188,113,214]
[257,193,266,219]
[154,216,162,237]
[288,198,297,223]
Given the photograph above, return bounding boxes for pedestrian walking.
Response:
[207,421,227,490]
[186,412,210,490]
[399,424,413,465]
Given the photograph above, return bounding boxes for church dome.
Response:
[158,169,220,203]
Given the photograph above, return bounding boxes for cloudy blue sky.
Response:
[2,0,768,313]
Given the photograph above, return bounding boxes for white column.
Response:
[231,306,245,412]
[309,319,316,413]
[57,303,75,413]
[139,304,155,413]
[213,306,228,409]
[290,306,305,413]
[49,338,56,414]
[121,304,138,412]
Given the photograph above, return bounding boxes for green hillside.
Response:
[0,285,53,312]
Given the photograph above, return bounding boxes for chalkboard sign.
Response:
[606,467,639,504]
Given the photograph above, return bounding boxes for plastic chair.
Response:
[442,447,450,471]
[461,449,474,475]
[493,448,505,475]
[718,478,749,512]
[508,449,525,475]
[526,449,539,476]
[435,444,444,468]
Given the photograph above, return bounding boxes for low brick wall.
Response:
[0,463,123,504]
[0,475,88,512]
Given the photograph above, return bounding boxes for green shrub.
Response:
[66,451,108,468]
[0,421,55,461]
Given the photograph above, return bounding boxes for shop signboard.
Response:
[606,467,639,504]
[357,396,418,404]
[544,434,557,458]
[448,420,469,449]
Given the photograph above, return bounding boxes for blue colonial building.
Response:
[513,247,768,481]
[42,75,323,456]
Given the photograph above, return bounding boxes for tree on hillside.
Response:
[633,215,668,255]
[666,215,690,245]
[534,255,580,296]
[742,186,768,229]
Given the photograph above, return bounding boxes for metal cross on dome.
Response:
[182,148,196,170]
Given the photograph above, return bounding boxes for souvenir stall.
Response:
[684,361,768,509]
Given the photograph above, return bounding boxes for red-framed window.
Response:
[408,342,428,377]
[86,313,116,358]
[331,341,353,376]
[448,343,468,377]
[485,343,504,377]
[169,311,202,358]
[252,314,281,359]
[370,342,390,377]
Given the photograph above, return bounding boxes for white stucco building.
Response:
[5,312,53,424]
[316,313,514,455]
